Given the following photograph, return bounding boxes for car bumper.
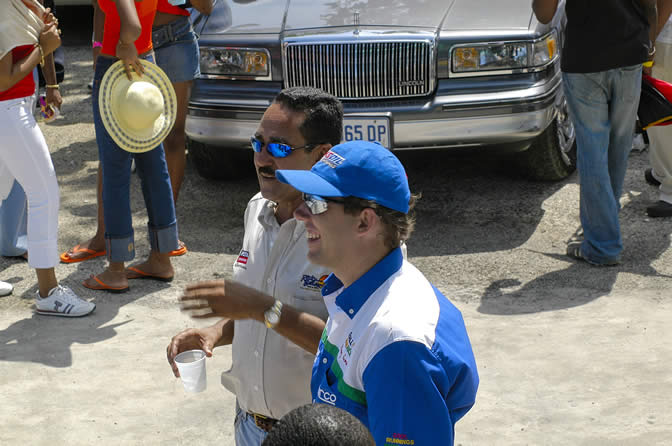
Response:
[186,71,561,151]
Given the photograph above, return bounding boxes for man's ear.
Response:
[311,143,331,163]
[356,208,380,236]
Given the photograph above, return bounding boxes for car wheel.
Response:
[187,138,254,181]
[516,95,577,181]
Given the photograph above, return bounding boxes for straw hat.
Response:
[99,60,176,153]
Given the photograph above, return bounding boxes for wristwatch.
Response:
[264,300,283,329]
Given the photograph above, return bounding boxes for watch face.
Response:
[267,313,280,324]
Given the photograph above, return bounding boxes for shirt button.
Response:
[348,309,354,315]
[254,385,259,391]
[322,358,328,364]
[254,350,259,357]
[267,278,272,284]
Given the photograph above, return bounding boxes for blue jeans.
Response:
[563,65,642,264]
[234,402,269,446]
[0,181,27,257]
[92,55,178,262]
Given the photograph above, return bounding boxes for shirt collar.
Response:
[257,200,305,239]
[324,247,404,319]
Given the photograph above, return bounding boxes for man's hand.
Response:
[166,327,218,377]
[180,279,274,321]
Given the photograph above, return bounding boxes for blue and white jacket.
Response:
[311,247,479,446]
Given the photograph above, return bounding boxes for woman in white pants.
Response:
[0,0,94,316]
[645,1,672,217]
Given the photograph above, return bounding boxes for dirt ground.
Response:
[1,43,671,445]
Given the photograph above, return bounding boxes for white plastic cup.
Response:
[174,349,207,393]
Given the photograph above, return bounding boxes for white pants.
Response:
[648,41,672,204]
[0,96,59,268]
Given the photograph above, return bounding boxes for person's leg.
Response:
[0,180,28,258]
[127,143,178,279]
[60,164,106,262]
[234,402,269,446]
[153,16,200,256]
[0,97,60,294]
[82,56,134,291]
[0,96,95,316]
[563,71,621,265]
[163,80,192,204]
[606,64,641,202]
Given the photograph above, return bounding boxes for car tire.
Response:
[516,95,577,181]
[187,138,254,181]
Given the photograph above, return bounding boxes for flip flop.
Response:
[126,266,174,283]
[60,244,107,264]
[168,241,188,257]
[82,275,129,293]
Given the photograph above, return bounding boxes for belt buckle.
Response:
[251,412,274,432]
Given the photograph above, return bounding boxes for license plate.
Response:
[342,117,391,149]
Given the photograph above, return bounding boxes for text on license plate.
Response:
[342,118,390,149]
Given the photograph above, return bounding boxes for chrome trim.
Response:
[449,31,558,78]
[199,47,272,81]
[282,37,435,100]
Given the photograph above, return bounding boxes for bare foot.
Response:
[126,259,174,281]
[82,269,129,292]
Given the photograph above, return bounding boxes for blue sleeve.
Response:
[362,340,461,446]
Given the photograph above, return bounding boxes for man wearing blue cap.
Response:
[274,140,479,446]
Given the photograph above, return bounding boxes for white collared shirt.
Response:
[221,193,331,419]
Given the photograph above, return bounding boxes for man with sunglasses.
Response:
[167,86,343,445]
[274,140,479,446]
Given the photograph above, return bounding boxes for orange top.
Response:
[98,0,159,57]
[157,0,190,17]
[0,46,36,101]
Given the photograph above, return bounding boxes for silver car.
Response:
[187,0,575,181]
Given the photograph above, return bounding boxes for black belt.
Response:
[247,411,278,432]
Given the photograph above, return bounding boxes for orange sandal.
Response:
[60,244,106,264]
[168,240,187,257]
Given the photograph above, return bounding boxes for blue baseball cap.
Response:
[275,140,410,213]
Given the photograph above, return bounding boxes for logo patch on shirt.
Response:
[235,250,249,268]
[385,433,415,445]
[320,150,346,168]
[344,332,355,356]
[300,274,328,291]
[317,387,338,406]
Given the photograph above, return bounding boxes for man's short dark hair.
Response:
[273,87,344,148]
[343,193,420,250]
[261,403,374,446]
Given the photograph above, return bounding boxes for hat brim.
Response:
[275,169,345,198]
[99,60,177,153]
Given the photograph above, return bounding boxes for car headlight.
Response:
[449,30,557,76]
[200,47,271,79]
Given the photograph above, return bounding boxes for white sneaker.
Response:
[0,281,13,297]
[35,285,96,317]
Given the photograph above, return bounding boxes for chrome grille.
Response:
[283,41,433,100]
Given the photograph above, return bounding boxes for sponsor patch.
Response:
[317,387,338,406]
[235,250,249,267]
[385,433,415,445]
[300,274,328,291]
[320,150,346,168]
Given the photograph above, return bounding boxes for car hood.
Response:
[200,0,533,35]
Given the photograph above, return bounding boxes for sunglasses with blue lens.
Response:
[250,136,315,158]
[302,193,345,215]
